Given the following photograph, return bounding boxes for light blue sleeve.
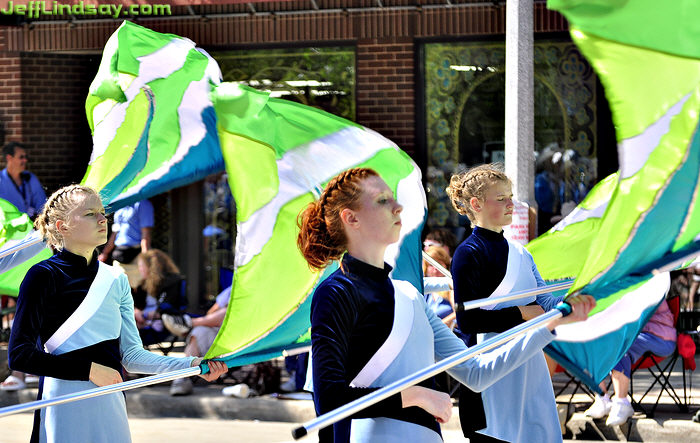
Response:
[530,253,564,311]
[117,274,195,373]
[425,297,554,392]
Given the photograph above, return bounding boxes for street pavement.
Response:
[0,413,609,443]
[1,354,699,442]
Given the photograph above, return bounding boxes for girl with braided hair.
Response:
[298,167,593,443]
[447,163,566,442]
[8,184,227,443]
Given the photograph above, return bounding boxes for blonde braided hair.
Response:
[35,184,102,251]
[445,163,511,225]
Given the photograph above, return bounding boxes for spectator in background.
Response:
[0,141,46,220]
[685,262,700,311]
[534,148,559,235]
[423,245,455,329]
[132,249,187,347]
[0,141,46,391]
[585,296,676,426]
[98,199,153,288]
[424,227,458,257]
[162,286,231,396]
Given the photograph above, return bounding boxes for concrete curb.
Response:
[566,411,700,442]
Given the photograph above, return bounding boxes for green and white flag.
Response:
[539,0,700,388]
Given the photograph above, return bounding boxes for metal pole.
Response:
[291,306,566,439]
[0,366,202,419]
[283,345,312,357]
[421,250,452,279]
[0,233,43,259]
[456,280,574,312]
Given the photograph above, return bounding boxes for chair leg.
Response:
[633,355,688,416]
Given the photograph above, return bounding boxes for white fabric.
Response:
[44,263,120,353]
[480,240,529,311]
[350,280,415,387]
[618,93,689,179]
[554,272,670,342]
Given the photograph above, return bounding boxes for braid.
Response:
[298,168,379,270]
[446,163,511,224]
[35,184,101,251]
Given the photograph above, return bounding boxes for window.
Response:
[424,40,598,233]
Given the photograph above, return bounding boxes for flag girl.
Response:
[447,163,565,443]
[8,184,227,443]
[297,167,594,442]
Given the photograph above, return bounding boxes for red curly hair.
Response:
[297,168,379,270]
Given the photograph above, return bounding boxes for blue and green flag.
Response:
[537,0,700,388]
[207,82,426,361]
[0,199,52,296]
[83,20,223,211]
[82,22,427,366]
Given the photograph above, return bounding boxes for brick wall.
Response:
[19,53,100,194]
[0,29,22,145]
[0,49,100,195]
[356,37,416,157]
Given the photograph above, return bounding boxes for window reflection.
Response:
[424,41,597,236]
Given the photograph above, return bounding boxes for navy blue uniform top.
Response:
[8,249,122,381]
[310,254,437,442]
[452,226,524,342]
[451,226,526,438]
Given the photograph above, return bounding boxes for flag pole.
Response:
[0,366,203,419]
[421,251,574,311]
[456,280,574,312]
[0,232,44,259]
[291,303,569,440]
[421,251,452,279]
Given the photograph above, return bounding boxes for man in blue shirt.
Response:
[0,142,46,219]
[0,142,46,392]
[98,200,154,287]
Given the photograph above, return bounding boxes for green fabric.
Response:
[569,28,700,140]
[0,199,52,297]
[218,131,279,224]
[213,83,357,159]
[574,89,700,291]
[549,0,700,59]
[82,90,151,192]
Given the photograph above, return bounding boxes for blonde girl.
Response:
[447,163,566,443]
[8,185,226,443]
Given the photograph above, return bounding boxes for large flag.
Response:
[206,83,426,361]
[537,0,700,388]
[81,22,427,366]
[0,199,52,296]
[82,21,223,211]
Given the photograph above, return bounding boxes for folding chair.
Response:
[144,279,188,356]
[629,295,696,417]
[553,364,595,411]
